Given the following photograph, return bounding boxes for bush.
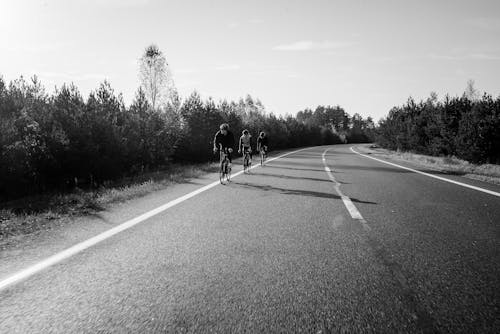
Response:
[376,93,500,164]
[1,75,359,201]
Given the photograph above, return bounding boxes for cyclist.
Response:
[213,123,235,168]
[238,129,252,163]
[257,131,268,156]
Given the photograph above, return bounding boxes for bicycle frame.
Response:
[259,147,267,166]
[242,148,252,173]
[219,147,231,183]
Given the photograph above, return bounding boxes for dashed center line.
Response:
[322,148,371,231]
[323,147,438,331]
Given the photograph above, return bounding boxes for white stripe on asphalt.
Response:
[322,149,371,231]
[341,197,365,220]
[350,147,500,198]
[0,147,310,292]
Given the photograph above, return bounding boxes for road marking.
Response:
[322,149,371,231]
[350,147,500,198]
[325,147,438,331]
[0,147,310,292]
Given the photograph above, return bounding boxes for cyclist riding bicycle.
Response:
[213,123,235,167]
[257,131,268,155]
[238,129,252,162]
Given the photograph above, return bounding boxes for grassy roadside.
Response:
[356,144,500,185]
[0,162,219,242]
[0,146,299,243]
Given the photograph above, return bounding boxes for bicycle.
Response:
[218,147,231,184]
[259,146,267,166]
[242,147,252,173]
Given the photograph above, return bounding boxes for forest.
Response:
[0,74,374,201]
[376,88,500,165]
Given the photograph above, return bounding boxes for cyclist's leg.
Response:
[227,150,232,168]
[219,151,225,183]
[243,146,251,162]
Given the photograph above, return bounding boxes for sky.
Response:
[1,0,499,121]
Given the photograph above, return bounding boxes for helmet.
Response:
[220,123,229,131]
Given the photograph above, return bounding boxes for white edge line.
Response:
[0,147,311,292]
[350,147,500,198]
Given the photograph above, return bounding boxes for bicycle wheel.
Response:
[219,160,226,184]
[226,164,231,182]
[244,154,250,173]
[219,169,224,184]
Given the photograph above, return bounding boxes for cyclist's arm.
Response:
[213,132,220,151]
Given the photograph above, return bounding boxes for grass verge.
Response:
[358,144,500,185]
[0,162,219,242]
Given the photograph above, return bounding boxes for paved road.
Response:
[0,144,499,333]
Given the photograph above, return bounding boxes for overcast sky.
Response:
[1,0,499,120]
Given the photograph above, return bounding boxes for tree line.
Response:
[0,75,374,201]
[376,85,500,164]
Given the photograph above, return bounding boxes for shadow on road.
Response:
[234,181,376,205]
[331,165,413,173]
[331,164,468,176]
[272,160,324,168]
[264,165,327,173]
[251,172,350,184]
[286,153,328,159]
[426,169,466,176]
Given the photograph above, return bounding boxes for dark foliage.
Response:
[376,93,500,164]
[0,76,373,201]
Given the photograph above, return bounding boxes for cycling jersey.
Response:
[214,130,235,163]
[257,136,268,149]
[214,130,235,150]
[239,134,252,151]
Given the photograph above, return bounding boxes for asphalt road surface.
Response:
[0,144,499,333]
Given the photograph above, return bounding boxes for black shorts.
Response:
[220,148,232,163]
[242,146,252,158]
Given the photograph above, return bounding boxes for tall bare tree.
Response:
[139,44,175,110]
[464,79,479,101]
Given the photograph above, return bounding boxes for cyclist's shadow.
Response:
[232,181,377,205]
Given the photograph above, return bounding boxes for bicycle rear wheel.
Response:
[219,170,224,184]
[226,164,231,182]
[244,154,250,173]
[219,160,226,184]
